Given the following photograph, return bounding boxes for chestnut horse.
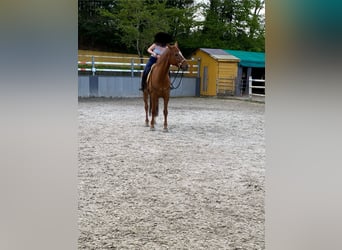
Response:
[143,42,188,131]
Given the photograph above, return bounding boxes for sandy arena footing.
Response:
[78,97,265,249]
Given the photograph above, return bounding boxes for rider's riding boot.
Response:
[140,75,147,91]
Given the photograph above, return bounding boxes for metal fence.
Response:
[78,54,200,98]
[248,76,265,98]
[78,55,199,77]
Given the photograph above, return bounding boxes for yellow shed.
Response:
[192,48,240,96]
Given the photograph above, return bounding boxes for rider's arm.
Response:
[147,44,157,57]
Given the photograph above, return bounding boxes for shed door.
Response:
[202,66,208,92]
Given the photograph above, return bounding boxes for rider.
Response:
[140,32,173,91]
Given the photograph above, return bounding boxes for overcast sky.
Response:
[194,0,209,3]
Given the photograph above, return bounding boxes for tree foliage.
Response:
[100,0,170,57]
[78,1,122,51]
[78,0,265,56]
[199,0,265,51]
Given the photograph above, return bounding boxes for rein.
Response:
[170,58,187,90]
[170,67,184,90]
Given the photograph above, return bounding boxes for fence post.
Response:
[91,56,96,76]
[130,58,134,77]
[249,76,252,98]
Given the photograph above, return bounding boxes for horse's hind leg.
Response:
[163,95,169,132]
[150,95,157,131]
[143,90,149,126]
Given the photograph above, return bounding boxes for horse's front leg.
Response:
[143,90,149,126]
[163,95,169,132]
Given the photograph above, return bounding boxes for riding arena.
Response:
[78,96,265,249]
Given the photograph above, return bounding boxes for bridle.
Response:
[177,58,187,69]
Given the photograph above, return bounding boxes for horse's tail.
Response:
[149,96,152,116]
[147,65,159,117]
[156,99,159,117]
[149,97,159,117]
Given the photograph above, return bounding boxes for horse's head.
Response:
[167,42,189,71]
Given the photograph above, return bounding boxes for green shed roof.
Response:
[224,50,265,68]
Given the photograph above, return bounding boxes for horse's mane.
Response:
[156,44,178,66]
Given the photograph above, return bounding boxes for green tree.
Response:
[165,0,196,38]
[235,0,265,51]
[197,0,265,51]
[164,0,203,56]
[78,0,122,51]
[98,0,198,58]
[100,0,171,58]
[78,0,265,54]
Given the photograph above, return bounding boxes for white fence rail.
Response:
[78,55,199,76]
[248,76,265,98]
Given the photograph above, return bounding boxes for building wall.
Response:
[193,50,239,96]
[193,50,217,96]
[78,76,198,98]
[216,61,238,95]
[218,61,238,77]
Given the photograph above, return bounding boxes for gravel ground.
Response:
[78,97,265,249]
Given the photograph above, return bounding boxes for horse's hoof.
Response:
[145,122,149,127]
[163,128,169,132]
[150,127,155,131]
